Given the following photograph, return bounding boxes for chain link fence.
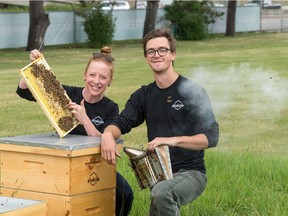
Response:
[261,8,288,32]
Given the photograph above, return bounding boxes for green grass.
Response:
[1,32,288,215]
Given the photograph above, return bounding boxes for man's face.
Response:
[145,37,175,74]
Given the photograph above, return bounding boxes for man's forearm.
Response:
[103,124,122,139]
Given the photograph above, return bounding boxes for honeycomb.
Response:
[19,56,79,138]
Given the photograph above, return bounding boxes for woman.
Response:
[16,47,133,216]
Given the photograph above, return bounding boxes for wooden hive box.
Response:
[0,133,123,216]
[0,188,114,216]
[0,196,47,216]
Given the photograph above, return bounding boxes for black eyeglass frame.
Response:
[92,53,115,63]
[144,47,172,58]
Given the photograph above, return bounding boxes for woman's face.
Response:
[84,61,112,98]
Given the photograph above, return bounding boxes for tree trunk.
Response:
[26,0,50,51]
[225,0,237,36]
[143,0,159,37]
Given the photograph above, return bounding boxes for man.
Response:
[101,28,219,215]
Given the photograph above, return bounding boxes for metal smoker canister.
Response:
[124,147,172,189]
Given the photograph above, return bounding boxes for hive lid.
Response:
[0,132,123,150]
[0,196,46,213]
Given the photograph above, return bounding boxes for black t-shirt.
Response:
[16,85,119,135]
[110,75,219,173]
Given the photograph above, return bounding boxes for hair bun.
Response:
[101,46,112,57]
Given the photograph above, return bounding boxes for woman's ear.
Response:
[108,79,113,86]
[83,72,87,82]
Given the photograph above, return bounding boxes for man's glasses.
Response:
[92,53,114,63]
[145,48,171,58]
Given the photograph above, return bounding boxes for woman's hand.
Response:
[67,99,88,124]
[30,49,42,61]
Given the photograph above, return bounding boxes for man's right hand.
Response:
[101,128,121,165]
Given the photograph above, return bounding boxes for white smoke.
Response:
[185,63,288,118]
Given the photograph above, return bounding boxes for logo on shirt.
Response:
[92,116,104,126]
[172,100,184,110]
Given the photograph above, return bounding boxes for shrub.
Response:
[164,1,223,40]
[77,1,115,48]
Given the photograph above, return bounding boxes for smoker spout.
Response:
[123,147,145,158]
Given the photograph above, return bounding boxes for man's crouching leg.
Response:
[149,169,207,216]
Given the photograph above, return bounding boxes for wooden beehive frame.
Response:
[19,56,79,138]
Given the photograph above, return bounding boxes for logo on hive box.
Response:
[88,172,100,186]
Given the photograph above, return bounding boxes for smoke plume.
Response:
[186,63,288,118]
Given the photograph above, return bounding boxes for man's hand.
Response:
[148,137,177,151]
[101,130,121,165]
[148,134,209,151]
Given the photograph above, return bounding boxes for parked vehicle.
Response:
[263,1,281,9]
[213,3,225,8]
[244,0,281,9]
[101,0,130,10]
[136,1,147,9]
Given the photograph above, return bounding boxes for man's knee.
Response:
[150,181,171,202]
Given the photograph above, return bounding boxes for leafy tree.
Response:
[164,1,223,40]
[76,1,115,48]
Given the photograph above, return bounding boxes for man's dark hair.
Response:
[142,28,176,56]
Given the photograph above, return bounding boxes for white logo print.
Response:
[172,100,184,110]
[92,116,104,126]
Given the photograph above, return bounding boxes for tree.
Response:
[164,1,223,40]
[76,1,115,48]
[225,0,237,36]
[143,0,159,37]
[26,0,50,51]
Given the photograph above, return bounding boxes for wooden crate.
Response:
[0,150,115,195]
[1,189,114,216]
[0,196,47,216]
[0,133,123,216]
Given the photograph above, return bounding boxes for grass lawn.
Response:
[0,32,288,215]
